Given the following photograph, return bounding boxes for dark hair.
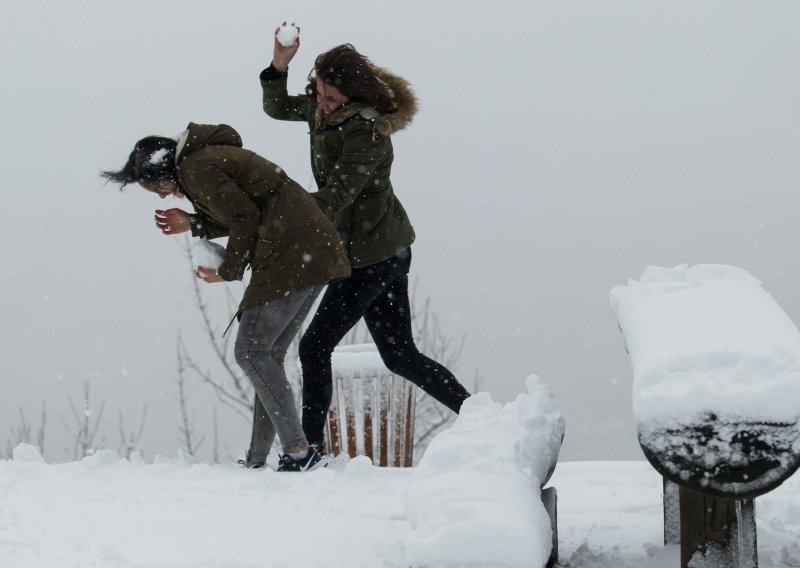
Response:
[307,44,397,114]
[101,136,178,189]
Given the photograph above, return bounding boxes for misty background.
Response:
[2,1,799,461]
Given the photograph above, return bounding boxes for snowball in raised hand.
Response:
[276,22,299,47]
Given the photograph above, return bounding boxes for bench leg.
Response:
[664,478,681,545]
[541,486,558,568]
[678,486,758,568]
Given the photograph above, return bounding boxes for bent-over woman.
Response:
[102,122,350,471]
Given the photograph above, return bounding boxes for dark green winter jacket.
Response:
[260,65,416,269]
[175,122,350,310]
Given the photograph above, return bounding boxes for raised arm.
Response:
[260,23,310,122]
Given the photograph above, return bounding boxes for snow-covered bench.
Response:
[611,264,800,568]
[406,375,565,568]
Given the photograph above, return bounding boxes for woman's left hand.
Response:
[195,266,223,283]
[273,21,300,71]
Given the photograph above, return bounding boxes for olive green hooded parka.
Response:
[176,122,350,310]
[260,65,417,269]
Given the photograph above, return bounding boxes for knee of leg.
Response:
[379,349,413,376]
[233,339,250,363]
[233,343,249,367]
[270,345,288,367]
[234,342,272,367]
[298,334,330,365]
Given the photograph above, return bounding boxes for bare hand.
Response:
[273,21,300,71]
[195,266,223,283]
[155,208,191,235]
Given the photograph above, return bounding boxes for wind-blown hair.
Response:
[307,44,397,114]
[101,136,178,189]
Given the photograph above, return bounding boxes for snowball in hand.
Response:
[192,238,225,269]
[276,23,299,47]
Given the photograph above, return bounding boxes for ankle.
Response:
[287,443,309,455]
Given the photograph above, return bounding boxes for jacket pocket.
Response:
[251,227,276,270]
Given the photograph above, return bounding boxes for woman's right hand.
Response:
[273,21,300,72]
[154,208,191,235]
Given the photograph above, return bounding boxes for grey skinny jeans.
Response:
[234,285,323,460]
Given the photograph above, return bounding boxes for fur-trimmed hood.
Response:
[315,67,418,136]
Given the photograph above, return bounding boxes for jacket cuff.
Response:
[216,261,242,282]
[260,63,288,82]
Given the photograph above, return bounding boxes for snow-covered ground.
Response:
[4,453,800,568]
[6,266,800,568]
[1,376,569,568]
[556,461,800,568]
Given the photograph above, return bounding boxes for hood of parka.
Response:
[176,123,243,162]
[316,67,418,136]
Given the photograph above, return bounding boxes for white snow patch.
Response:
[0,379,566,568]
[405,375,565,568]
[12,443,44,463]
[147,147,168,164]
[610,264,800,426]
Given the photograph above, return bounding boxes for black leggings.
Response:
[299,249,471,446]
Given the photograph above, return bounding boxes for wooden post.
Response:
[391,377,404,467]
[326,376,342,457]
[664,479,680,545]
[363,388,374,463]
[403,383,416,466]
[339,373,357,458]
[678,486,757,568]
[378,379,389,467]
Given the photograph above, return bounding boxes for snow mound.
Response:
[80,449,122,468]
[404,375,565,568]
[12,443,44,463]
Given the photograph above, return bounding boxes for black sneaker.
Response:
[237,450,266,469]
[277,447,325,472]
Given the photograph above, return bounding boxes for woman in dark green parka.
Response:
[103,122,350,471]
[261,31,472,452]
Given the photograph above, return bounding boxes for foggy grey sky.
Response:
[2,1,800,461]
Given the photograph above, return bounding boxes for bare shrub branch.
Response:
[61,382,106,460]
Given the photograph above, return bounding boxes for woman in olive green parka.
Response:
[261,34,471,451]
[102,123,349,471]
[261,49,416,268]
